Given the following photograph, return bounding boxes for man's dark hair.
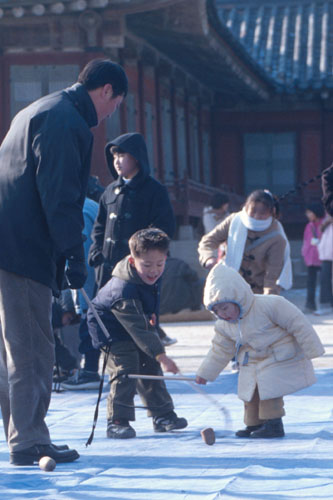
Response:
[211,192,229,209]
[306,202,325,219]
[129,228,169,257]
[78,58,128,97]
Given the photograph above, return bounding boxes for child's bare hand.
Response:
[195,376,207,385]
[62,311,76,326]
[157,353,179,374]
[149,313,157,326]
[205,257,217,269]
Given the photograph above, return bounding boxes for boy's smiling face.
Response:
[129,249,167,285]
[212,302,240,322]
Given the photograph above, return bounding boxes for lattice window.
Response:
[10,64,79,119]
[244,132,296,195]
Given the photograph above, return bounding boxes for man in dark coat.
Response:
[88,132,176,290]
[0,58,128,466]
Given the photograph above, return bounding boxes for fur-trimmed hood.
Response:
[204,263,254,319]
[198,263,324,402]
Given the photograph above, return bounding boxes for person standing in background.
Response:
[88,132,175,290]
[315,213,333,315]
[62,176,105,390]
[202,193,230,234]
[301,203,325,313]
[321,163,333,295]
[322,164,333,215]
[202,193,230,262]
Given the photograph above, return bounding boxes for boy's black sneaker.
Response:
[60,369,101,390]
[161,335,178,346]
[153,411,188,432]
[10,444,79,466]
[235,424,263,437]
[107,419,136,439]
[250,418,285,438]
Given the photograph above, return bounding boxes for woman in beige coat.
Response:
[196,264,325,438]
[198,190,292,295]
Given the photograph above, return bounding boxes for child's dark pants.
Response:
[106,341,174,422]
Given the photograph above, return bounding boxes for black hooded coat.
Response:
[88,133,175,289]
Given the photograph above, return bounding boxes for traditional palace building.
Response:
[0,0,332,240]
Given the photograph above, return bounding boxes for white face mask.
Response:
[240,207,273,231]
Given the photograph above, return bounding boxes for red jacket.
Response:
[301,220,323,266]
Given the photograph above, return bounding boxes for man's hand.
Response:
[88,249,104,268]
[65,243,87,289]
[195,376,207,385]
[65,260,87,289]
[156,353,179,374]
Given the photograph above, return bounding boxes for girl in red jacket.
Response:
[301,202,325,313]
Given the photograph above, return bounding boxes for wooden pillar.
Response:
[321,105,333,169]
[197,97,204,184]
[154,64,163,181]
[0,56,10,142]
[184,88,191,180]
[170,80,179,180]
[137,59,145,136]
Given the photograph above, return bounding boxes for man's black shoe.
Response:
[51,443,69,451]
[10,444,79,466]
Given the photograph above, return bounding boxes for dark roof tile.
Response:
[215,0,333,91]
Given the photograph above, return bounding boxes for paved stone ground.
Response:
[160,288,332,372]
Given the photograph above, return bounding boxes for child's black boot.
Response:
[107,419,136,439]
[153,411,188,432]
[250,418,285,438]
[235,424,263,438]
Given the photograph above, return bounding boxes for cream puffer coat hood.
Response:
[204,261,254,318]
[197,264,325,401]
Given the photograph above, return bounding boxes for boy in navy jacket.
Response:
[87,228,187,439]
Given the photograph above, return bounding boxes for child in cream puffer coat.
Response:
[196,264,325,438]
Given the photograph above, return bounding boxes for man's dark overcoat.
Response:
[0,83,97,291]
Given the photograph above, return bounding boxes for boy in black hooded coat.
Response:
[88,132,175,290]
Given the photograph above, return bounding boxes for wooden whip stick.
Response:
[126,372,232,444]
[126,374,195,382]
